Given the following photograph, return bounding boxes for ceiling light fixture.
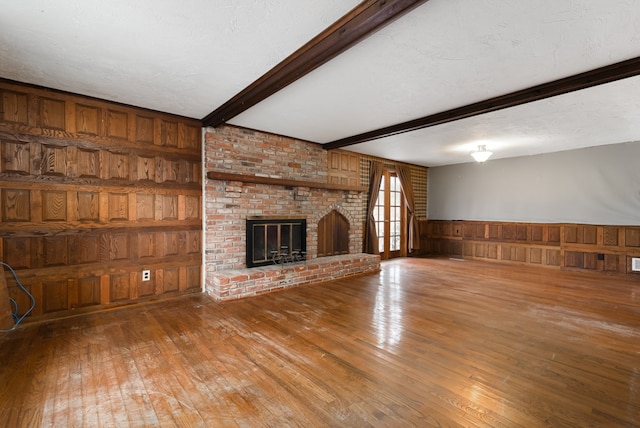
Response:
[471,145,493,163]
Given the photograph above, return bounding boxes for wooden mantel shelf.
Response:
[206,171,367,192]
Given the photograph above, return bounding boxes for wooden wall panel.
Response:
[502,224,516,241]
[531,225,543,242]
[2,189,30,221]
[162,120,178,147]
[108,193,129,220]
[501,245,527,263]
[110,274,131,301]
[77,276,101,307]
[137,155,156,181]
[463,225,475,239]
[163,159,180,182]
[136,116,154,143]
[3,238,31,269]
[2,141,30,173]
[163,195,178,220]
[163,267,180,292]
[530,248,542,264]
[185,195,200,220]
[109,152,130,180]
[564,226,578,244]
[40,98,65,130]
[42,190,67,221]
[583,225,597,245]
[77,192,100,220]
[44,236,68,267]
[547,249,561,266]
[75,104,100,135]
[75,236,100,264]
[328,150,359,187]
[183,124,200,150]
[107,110,129,140]
[603,227,618,246]
[424,220,640,276]
[137,272,156,298]
[626,228,640,247]
[136,194,155,220]
[42,280,68,313]
[77,149,99,177]
[138,233,157,259]
[487,224,500,240]
[186,265,201,290]
[42,145,68,176]
[0,79,202,322]
[165,232,180,256]
[2,90,29,125]
[185,231,202,255]
[110,233,130,261]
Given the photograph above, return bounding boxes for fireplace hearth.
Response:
[246,218,306,268]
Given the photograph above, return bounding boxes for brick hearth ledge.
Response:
[206,253,381,301]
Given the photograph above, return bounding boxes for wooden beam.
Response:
[206,170,367,192]
[202,0,429,128]
[324,56,640,150]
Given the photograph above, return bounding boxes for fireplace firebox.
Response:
[246,218,306,268]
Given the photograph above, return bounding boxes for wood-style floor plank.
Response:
[1,257,639,427]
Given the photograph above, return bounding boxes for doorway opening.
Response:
[373,170,406,260]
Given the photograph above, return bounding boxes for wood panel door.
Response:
[317,210,349,257]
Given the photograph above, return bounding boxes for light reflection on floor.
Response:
[373,261,403,348]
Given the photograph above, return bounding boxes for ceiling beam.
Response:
[324,56,640,150]
[202,0,429,128]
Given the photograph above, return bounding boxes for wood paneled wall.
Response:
[423,220,640,276]
[0,79,202,321]
[328,150,360,187]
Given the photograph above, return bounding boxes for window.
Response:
[374,171,404,259]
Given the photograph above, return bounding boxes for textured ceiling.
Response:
[1,0,640,166]
[0,0,358,117]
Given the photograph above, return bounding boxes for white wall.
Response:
[427,142,640,225]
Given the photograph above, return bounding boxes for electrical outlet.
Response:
[142,270,151,281]
[632,258,640,272]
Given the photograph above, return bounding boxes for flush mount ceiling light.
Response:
[471,144,493,163]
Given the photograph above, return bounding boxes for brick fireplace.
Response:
[204,126,380,300]
[246,217,307,267]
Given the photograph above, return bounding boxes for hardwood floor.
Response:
[1,257,639,427]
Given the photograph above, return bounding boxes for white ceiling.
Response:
[2,0,640,167]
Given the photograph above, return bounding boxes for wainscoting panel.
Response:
[0,79,202,322]
[424,220,640,276]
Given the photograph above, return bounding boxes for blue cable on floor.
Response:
[0,262,36,332]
